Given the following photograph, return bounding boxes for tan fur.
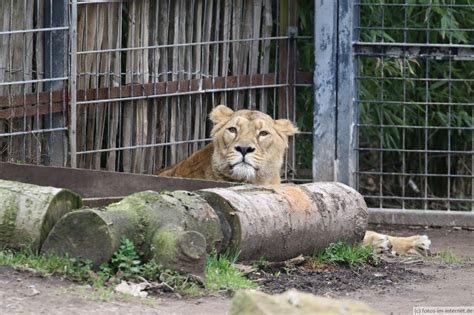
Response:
[363,231,431,256]
[157,105,431,256]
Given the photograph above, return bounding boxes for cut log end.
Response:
[152,226,208,278]
[0,180,82,252]
[41,209,115,267]
[41,190,83,248]
[178,230,207,260]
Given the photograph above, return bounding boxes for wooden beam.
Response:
[0,162,234,203]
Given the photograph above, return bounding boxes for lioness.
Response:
[157,105,431,256]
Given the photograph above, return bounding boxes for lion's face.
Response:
[209,105,298,185]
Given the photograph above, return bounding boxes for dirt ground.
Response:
[0,226,472,315]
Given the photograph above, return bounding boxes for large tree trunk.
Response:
[199,182,368,261]
[0,180,82,252]
[41,190,223,277]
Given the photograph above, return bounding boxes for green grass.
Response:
[205,251,258,292]
[0,240,258,297]
[0,249,94,282]
[310,241,376,268]
[436,250,463,265]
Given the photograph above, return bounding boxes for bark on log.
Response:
[42,190,223,277]
[41,182,368,277]
[198,182,368,261]
[0,179,83,252]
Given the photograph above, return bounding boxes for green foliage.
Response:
[310,241,376,267]
[436,250,463,265]
[109,238,142,279]
[0,249,93,282]
[294,3,473,206]
[0,240,259,297]
[346,1,474,209]
[205,250,258,292]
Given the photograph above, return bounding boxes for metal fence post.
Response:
[313,0,357,187]
[336,0,357,188]
[44,0,68,166]
[70,0,77,168]
[313,0,338,182]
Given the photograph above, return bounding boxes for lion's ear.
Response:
[209,105,234,124]
[274,119,299,136]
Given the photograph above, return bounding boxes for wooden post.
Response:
[278,0,298,179]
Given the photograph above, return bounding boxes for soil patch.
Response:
[249,260,431,296]
[1,226,472,314]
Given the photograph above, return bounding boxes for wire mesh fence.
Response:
[0,0,472,213]
[0,0,69,166]
[355,0,473,211]
[0,0,314,182]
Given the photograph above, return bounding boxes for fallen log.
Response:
[41,190,223,276]
[198,182,368,261]
[42,182,368,277]
[0,179,82,252]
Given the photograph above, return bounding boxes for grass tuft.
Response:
[205,251,258,293]
[0,240,258,297]
[310,241,376,268]
[0,248,94,282]
[436,250,463,265]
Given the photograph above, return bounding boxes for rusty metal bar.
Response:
[0,72,313,119]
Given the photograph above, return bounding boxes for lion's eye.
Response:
[259,130,269,137]
[228,127,237,134]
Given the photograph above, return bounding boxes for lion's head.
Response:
[209,105,298,185]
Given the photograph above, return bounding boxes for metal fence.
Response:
[1,1,472,213]
[0,1,69,166]
[0,0,313,182]
[314,0,473,212]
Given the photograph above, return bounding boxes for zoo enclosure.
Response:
[0,0,472,214]
[0,0,313,180]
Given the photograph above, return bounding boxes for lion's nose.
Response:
[235,146,255,156]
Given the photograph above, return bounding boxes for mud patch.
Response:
[248,260,431,295]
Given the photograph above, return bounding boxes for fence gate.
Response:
[314,0,473,220]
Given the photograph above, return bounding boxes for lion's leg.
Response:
[363,231,431,256]
[387,234,431,257]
